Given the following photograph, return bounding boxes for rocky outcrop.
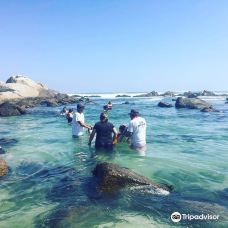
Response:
[134,91,159,97]
[201,90,216,96]
[116,94,131,98]
[183,91,200,98]
[0,75,94,116]
[0,159,8,177]
[0,75,51,101]
[175,97,218,112]
[0,102,26,116]
[161,91,175,97]
[158,101,173,108]
[93,162,172,194]
[182,90,217,98]
[225,97,228,104]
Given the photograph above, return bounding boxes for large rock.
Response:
[175,97,218,112]
[183,91,201,98]
[134,91,159,97]
[0,159,8,177]
[0,102,26,116]
[158,101,173,108]
[0,75,51,101]
[93,162,172,194]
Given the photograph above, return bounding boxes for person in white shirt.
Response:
[126,109,147,154]
[72,103,92,137]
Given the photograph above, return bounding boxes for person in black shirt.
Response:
[88,112,118,151]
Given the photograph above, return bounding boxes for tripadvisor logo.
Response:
[170,212,220,223]
[171,212,182,222]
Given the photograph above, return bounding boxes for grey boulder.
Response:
[0,102,26,116]
[158,101,173,108]
[93,162,172,194]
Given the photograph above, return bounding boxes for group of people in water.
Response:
[61,100,147,153]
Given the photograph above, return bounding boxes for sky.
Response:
[0,0,228,93]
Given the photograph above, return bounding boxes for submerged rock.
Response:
[0,159,8,177]
[158,101,173,108]
[0,138,18,147]
[201,107,219,112]
[93,162,172,194]
[122,101,135,105]
[175,97,218,112]
[0,146,6,154]
[0,101,26,116]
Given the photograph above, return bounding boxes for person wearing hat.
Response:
[126,109,147,151]
[88,112,118,151]
[72,103,92,137]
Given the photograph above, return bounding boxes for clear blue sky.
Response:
[0,0,228,93]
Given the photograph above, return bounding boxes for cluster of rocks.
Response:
[181,90,217,98]
[0,76,92,116]
[116,90,226,98]
[133,91,159,97]
[116,94,131,98]
[157,97,218,112]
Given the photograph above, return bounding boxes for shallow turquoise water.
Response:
[0,97,228,227]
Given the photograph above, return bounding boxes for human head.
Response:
[68,108,73,113]
[108,101,112,104]
[103,105,108,111]
[100,112,108,122]
[77,103,85,113]
[119,125,127,134]
[129,109,140,119]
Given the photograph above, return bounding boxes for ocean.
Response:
[0,94,228,227]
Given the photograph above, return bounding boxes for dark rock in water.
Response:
[0,138,18,147]
[175,97,217,111]
[116,94,131,98]
[158,101,173,108]
[122,101,135,105]
[201,90,216,96]
[201,107,219,112]
[93,162,172,193]
[161,91,175,97]
[134,91,159,97]
[0,146,6,154]
[0,158,8,177]
[40,99,58,107]
[0,102,26,116]
[225,97,228,104]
